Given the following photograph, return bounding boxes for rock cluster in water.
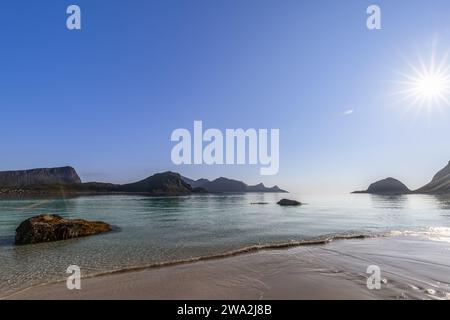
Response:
[277,199,302,206]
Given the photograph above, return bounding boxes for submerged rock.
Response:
[277,199,302,206]
[15,214,111,245]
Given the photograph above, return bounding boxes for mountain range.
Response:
[0,167,287,195]
[0,168,193,195]
[1,160,449,196]
[181,176,287,193]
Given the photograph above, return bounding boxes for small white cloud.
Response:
[343,109,354,116]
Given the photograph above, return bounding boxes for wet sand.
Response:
[6,236,450,300]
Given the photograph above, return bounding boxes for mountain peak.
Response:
[353,177,410,195]
[120,171,192,194]
[181,176,287,193]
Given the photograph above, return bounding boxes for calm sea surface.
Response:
[0,193,449,296]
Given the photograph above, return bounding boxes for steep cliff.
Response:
[416,161,450,194]
[0,166,81,187]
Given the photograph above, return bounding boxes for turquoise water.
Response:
[0,193,449,297]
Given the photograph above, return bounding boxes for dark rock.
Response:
[15,214,111,245]
[277,199,302,206]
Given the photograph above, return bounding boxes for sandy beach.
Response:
[6,235,450,300]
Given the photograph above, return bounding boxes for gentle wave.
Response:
[93,232,378,274]
[390,227,450,243]
[5,227,450,299]
[1,232,381,299]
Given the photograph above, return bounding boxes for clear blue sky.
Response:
[1,0,449,193]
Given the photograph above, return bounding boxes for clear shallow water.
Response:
[0,193,449,297]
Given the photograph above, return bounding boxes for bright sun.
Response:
[417,74,446,97]
[395,50,450,110]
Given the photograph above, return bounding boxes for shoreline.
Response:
[1,233,375,299]
[5,235,450,300]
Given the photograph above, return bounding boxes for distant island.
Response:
[353,161,450,195]
[352,177,410,195]
[0,166,287,196]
